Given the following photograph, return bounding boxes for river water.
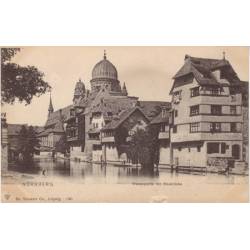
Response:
[8,158,248,186]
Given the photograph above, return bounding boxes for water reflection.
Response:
[8,158,248,185]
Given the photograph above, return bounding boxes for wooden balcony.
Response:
[90,139,101,145]
[66,136,78,142]
[171,132,242,143]
[102,136,115,143]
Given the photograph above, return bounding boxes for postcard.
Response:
[1,46,249,202]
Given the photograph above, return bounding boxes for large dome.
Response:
[92,52,118,80]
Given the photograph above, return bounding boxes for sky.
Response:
[2,46,249,126]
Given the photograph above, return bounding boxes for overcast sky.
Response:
[2,46,249,126]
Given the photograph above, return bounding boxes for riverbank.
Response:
[31,155,250,176]
[2,158,249,202]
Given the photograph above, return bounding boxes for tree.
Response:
[17,125,40,163]
[55,134,69,154]
[1,48,50,105]
[128,127,159,175]
[27,126,40,156]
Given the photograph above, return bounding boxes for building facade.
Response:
[150,107,171,166]
[36,52,248,172]
[166,54,246,171]
[101,106,150,163]
[37,99,72,156]
[63,52,168,162]
[1,113,8,169]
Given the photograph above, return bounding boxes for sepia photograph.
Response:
[1,46,249,202]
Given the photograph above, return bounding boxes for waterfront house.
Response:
[169,54,246,171]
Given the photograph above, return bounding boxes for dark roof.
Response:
[102,107,149,131]
[150,112,170,125]
[240,81,249,93]
[37,129,51,137]
[45,105,72,127]
[173,55,231,79]
[41,105,72,136]
[33,126,44,134]
[91,96,137,118]
[138,101,171,120]
[171,55,241,94]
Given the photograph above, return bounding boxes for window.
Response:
[173,90,182,98]
[211,88,220,96]
[162,109,167,117]
[190,122,200,133]
[207,143,220,154]
[190,87,200,97]
[178,147,182,151]
[160,124,166,132]
[197,146,201,152]
[221,143,226,154]
[230,106,237,115]
[210,123,221,132]
[173,125,177,133]
[190,105,199,116]
[173,91,182,104]
[93,123,98,128]
[188,148,191,152]
[174,110,178,117]
[211,105,222,115]
[230,123,237,132]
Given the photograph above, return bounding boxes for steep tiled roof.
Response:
[37,129,52,137]
[150,112,170,125]
[171,55,241,94]
[33,126,44,133]
[102,107,149,131]
[45,105,72,127]
[173,55,230,79]
[40,105,72,136]
[138,101,171,120]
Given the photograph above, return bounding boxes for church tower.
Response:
[48,91,54,117]
[73,78,86,105]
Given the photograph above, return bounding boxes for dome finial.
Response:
[223,51,226,60]
[104,50,107,60]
